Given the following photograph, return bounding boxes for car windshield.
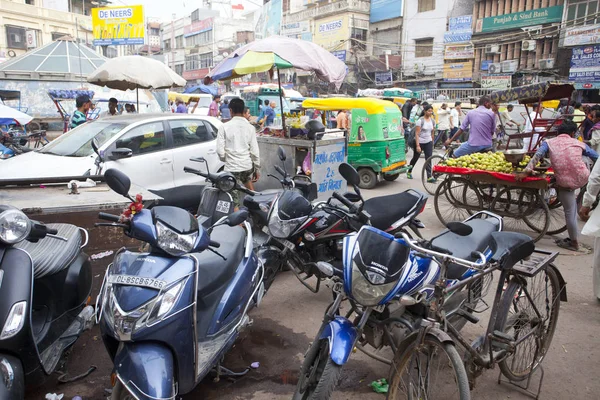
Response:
[39,122,127,157]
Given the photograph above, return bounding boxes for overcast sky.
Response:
[115,0,261,21]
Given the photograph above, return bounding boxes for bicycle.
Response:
[421,143,459,195]
[386,230,565,400]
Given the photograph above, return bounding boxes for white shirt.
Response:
[101,110,120,118]
[450,108,460,128]
[525,111,546,133]
[437,109,451,130]
[216,116,260,172]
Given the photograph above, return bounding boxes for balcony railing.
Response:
[284,0,370,23]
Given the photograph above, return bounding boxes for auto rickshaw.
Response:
[302,97,407,189]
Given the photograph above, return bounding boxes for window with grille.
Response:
[187,30,212,47]
[175,64,184,75]
[565,0,599,27]
[163,39,171,51]
[52,31,67,41]
[175,35,184,49]
[418,0,435,13]
[6,26,26,49]
[415,38,434,58]
[185,52,213,70]
[351,28,367,50]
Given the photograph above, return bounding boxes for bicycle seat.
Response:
[489,231,534,270]
[431,218,500,279]
[363,191,422,231]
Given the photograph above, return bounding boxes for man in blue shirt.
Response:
[263,101,276,127]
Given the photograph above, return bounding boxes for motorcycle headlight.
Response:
[156,221,198,256]
[0,209,31,244]
[217,175,236,192]
[267,201,306,239]
[350,263,397,306]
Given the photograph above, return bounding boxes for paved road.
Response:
[29,154,600,400]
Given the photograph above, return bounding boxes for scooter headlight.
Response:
[267,200,306,239]
[0,301,27,339]
[350,263,397,307]
[216,175,236,192]
[0,209,31,244]
[156,221,198,256]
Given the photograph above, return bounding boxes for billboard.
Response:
[375,71,393,86]
[476,5,563,33]
[92,5,145,46]
[263,0,283,37]
[564,24,600,47]
[314,15,349,49]
[370,0,403,24]
[569,45,600,83]
[442,61,473,82]
[184,18,213,37]
[444,15,472,43]
[481,75,512,89]
[444,44,474,60]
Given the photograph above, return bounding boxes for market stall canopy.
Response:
[87,56,186,91]
[490,82,575,105]
[0,37,107,80]
[208,36,347,89]
[0,103,33,125]
[302,98,397,115]
[183,84,218,96]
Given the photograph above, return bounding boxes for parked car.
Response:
[0,114,224,209]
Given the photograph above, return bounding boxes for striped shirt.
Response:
[70,110,87,129]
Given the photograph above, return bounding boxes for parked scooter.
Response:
[96,169,265,400]
[0,206,93,399]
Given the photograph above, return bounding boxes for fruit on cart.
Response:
[443,152,514,173]
[517,155,541,169]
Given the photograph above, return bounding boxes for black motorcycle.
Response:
[0,206,93,399]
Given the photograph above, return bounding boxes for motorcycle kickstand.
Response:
[213,360,250,383]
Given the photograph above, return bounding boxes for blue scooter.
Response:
[96,169,265,400]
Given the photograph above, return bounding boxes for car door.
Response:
[169,118,221,188]
[104,120,174,191]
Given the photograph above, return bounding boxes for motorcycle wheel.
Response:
[293,339,342,400]
[111,381,137,400]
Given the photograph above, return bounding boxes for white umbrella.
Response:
[0,104,33,126]
[87,55,186,110]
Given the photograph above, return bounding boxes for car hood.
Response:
[0,152,95,180]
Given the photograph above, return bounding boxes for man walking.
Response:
[579,157,600,301]
[216,98,260,207]
[209,95,221,117]
[401,98,417,125]
[435,103,451,146]
[175,98,187,113]
[445,96,495,157]
[70,94,92,129]
[449,101,462,141]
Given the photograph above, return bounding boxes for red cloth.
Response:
[433,165,550,183]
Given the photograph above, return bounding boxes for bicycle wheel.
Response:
[387,333,470,400]
[434,177,482,226]
[520,190,550,241]
[421,155,444,195]
[494,266,561,382]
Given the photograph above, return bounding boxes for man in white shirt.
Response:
[216,98,261,207]
[101,98,120,118]
[435,103,451,146]
[523,103,545,151]
[450,101,462,140]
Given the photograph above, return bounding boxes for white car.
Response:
[0,114,224,207]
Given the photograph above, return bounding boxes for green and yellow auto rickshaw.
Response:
[302,97,407,189]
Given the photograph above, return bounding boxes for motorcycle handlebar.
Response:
[46,227,58,235]
[332,191,356,212]
[274,165,286,177]
[98,212,121,223]
[183,166,208,177]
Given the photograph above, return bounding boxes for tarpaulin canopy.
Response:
[490,82,575,105]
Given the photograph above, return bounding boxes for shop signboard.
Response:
[374,71,392,86]
[476,5,563,33]
[183,18,213,37]
[481,74,512,90]
[481,60,492,71]
[312,142,347,201]
[564,24,600,47]
[444,44,474,60]
[442,61,473,82]
[369,0,403,24]
[281,21,310,36]
[314,15,349,49]
[569,45,600,83]
[262,0,282,37]
[444,15,472,43]
[92,5,145,45]
[331,50,346,62]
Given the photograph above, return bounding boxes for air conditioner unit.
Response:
[488,62,502,74]
[521,40,536,51]
[485,44,500,54]
[539,59,555,69]
[501,59,518,73]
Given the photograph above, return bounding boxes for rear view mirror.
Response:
[104,168,131,197]
[91,138,99,155]
[226,209,248,226]
[339,163,360,187]
[277,146,286,161]
[447,222,473,236]
[109,147,133,160]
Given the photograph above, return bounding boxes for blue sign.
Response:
[375,71,393,86]
[481,60,492,71]
[569,45,600,82]
[331,50,346,62]
[444,15,473,43]
[370,0,403,24]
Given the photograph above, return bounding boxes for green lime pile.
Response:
[443,152,514,173]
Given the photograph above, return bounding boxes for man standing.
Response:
[175,98,187,113]
[209,95,221,117]
[401,98,417,126]
[70,94,91,129]
[220,99,232,122]
[101,98,120,117]
[523,103,545,151]
[579,156,600,301]
[263,101,276,127]
[216,98,260,206]
[436,103,451,146]
[336,110,348,130]
[445,96,495,157]
[449,101,462,140]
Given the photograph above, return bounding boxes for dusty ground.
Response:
[27,151,600,400]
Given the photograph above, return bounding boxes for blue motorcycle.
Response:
[95,169,265,400]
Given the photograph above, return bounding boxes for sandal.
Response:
[555,238,579,251]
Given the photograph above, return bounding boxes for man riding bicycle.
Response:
[444,95,496,157]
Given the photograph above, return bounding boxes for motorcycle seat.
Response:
[15,223,82,279]
[431,219,500,279]
[195,225,246,297]
[489,231,534,270]
[363,191,421,231]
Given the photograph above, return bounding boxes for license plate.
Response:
[108,274,166,290]
[216,200,231,213]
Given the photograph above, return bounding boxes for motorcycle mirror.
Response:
[277,146,286,161]
[339,163,360,187]
[225,209,249,226]
[446,222,473,236]
[91,137,103,161]
[104,168,131,198]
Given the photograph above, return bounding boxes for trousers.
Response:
[557,188,578,243]
[410,141,433,177]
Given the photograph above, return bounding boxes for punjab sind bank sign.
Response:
[475,5,563,33]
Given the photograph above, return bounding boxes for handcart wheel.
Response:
[490,187,549,242]
[434,177,483,226]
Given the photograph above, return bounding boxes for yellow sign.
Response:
[92,5,145,46]
[313,15,349,50]
[442,61,473,82]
